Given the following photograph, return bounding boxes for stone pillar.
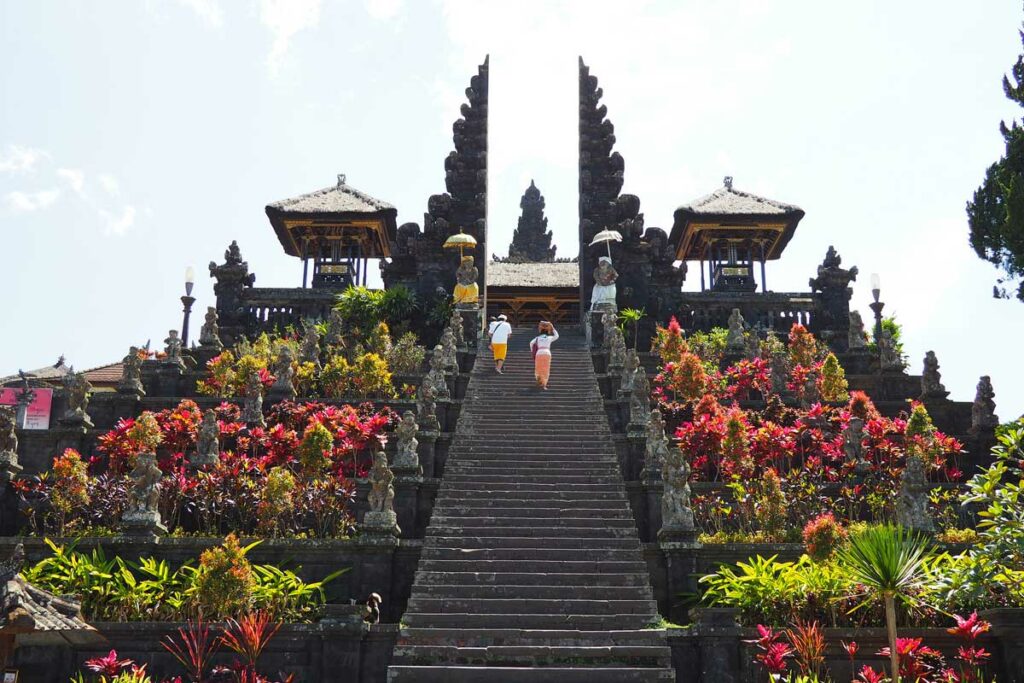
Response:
[417,429,439,478]
[980,608,1024,682]
[691,607,742,682]
[319,604,368,683]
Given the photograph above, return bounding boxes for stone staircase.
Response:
[388,328,674,682]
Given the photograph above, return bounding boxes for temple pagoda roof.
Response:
[265,174,398,259]
[487,262,578,288]
[670,178,805,261]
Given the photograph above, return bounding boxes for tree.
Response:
[967,24,1024,301]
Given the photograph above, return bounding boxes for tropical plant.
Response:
[818,353,849,403]
[377,284,418,331]
[835,524,933,683]
[618,307,645,350]
[802,513,847,563]
[653,316,688,363]
[387,332,427,375]
[163,618,217,682]
[194,533,257,618]
[50,448,90,534]
[333,286,383,334]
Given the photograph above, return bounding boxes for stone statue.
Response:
[270,346,297,399]
[725,308,746,351]
[441,327,459,373]
[590,256,618,311]
[416,382,440,432]
[745,329,761,360]
[198,307,222,350]
[325,310,346,348]
[644,409,669,480]
[601,311,618,350]
[0,407,20,478]
[970,375,999,434]
[896,454,934,533]
[61,368,93,427]
[453,255,479,306]
[769,352,789,395]
[660,433,695,538]
[363,449,399,536]
[608,327,627,370]
[241,371,265,427]
[393,411,420,472]
[122,452,164,533]
[919,351,949,401]
[842,417,870,475]
[629,366,651,429]
[449,309,465,348]
[118,346,145,396]
[192,409,220,467]
[879,328,903,372]
[848,311,868,350]
[620,349,640,394]
[163,330,184,367]
[801,372,820,408]
[300,323,321,371]
[425,346,451,399]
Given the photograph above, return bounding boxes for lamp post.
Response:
[868,272,884,365]
[181,266,196,347]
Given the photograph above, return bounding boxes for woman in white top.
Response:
[530,321,559,390]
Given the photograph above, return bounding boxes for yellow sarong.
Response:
[491,342,507,361]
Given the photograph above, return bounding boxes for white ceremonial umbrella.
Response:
[589,229,623,259]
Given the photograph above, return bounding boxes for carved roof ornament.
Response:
[970,375,999,435]
[507,180,556,263]
[809,245,859,293]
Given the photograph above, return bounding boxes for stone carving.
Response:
[608,327,627,370]
[300,323,322,371]
[629,367,651,429]
[745,329,761,360]
[192,410,220,468]
[808,246,859,337]
[644,409,669,480]
[425,346,451,399]
[801,373,820,408]
[0,406,21,479]
[363,449,399,536]
[163,330,184,367]
[725,308,747,351]
[842,417,870,475]
[770,352,789,395]
[601,311,618,350]
[879,328,903,372]
[209,240,255,347]
[117,346,145,397]
[198,307,222,350]
[660,431,695,539]
[620,349,639,394]
[441,326,459,373]
[393,411,420,472]
[970,376,999,435]
[325,310,346,348]
[416,382,440,432]
[122,452,165,533]
[848,311,868,350]
[453,255,479,307]
[241,371,265,427]
[590,256,618,312]
[508,180,556,262]
[61,369,93,427]
[919,351,949,401]
[270,346,296,399]
[896,454,934,533]
[448,309,465,348]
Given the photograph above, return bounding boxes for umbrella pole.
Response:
[606,241,612,260]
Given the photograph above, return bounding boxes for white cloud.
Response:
[98,174,120,196]
[175,0,224,27]
[57,168,86,198]
[4,189,60,212]
[365,0,401,20]
[260,0,322,76]
[101,206,137,236]
[0,145,48,174]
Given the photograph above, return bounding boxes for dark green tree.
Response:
[967,24,1024,301]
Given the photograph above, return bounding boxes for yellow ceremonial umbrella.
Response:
[443,230,478,259]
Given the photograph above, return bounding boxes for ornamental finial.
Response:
[723,176,733,190]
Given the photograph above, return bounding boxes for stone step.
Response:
[438,482,625,493]
[412,584,654,600]
[443,475,624,485]
[434,490,627,502]
[407,597,657,616]
[396,628,668,647]
[416,559,648,573]
[412,572,651,588]
[422,536,640,550]
[446,465,621,474]
[429,516,635,528]
[421,547,642,562]
[391,644,671,667]
[401,613,660,631]
[431,507,632,520]
[432,497,629,510]
[387,665,675,682]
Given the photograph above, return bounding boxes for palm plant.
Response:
[836,524,932,683]
[618,308,646,350]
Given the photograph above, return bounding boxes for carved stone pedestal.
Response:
[360,511,401,544]
[417,430,439,478]
[457,308,483,348]
[393,472,422,540]
[690,607,743,682]
[120,509,166,538]
[661,541,702,624]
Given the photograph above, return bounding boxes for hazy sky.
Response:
[2,0,1022,418]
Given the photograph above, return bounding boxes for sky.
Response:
[1,0,1022,418]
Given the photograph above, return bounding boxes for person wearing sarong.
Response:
[530,321,559,390]
[489,314,512,374]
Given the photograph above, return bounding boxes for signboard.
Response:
[0,388,53,430]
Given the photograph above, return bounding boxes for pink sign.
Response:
[0,388,53,430]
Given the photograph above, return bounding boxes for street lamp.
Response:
[868,272,884,364]
[181,266,196,347]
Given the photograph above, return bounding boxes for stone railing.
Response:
[674,291,819,335]
[235,287,339,334]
